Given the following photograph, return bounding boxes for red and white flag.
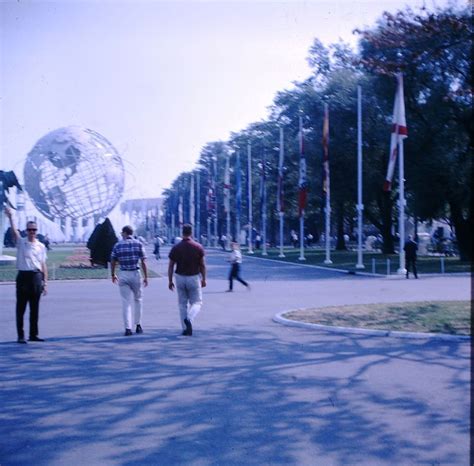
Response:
[383,73,408,191]
[298,116,307,217]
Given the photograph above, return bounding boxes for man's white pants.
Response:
[175,274,202,329]
[118,270,143,330]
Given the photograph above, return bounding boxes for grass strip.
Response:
[283,300,470,336]
[243,247,470,274]
[0,246,159,281]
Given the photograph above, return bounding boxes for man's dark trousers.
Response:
[406,258,418,278]
[228,263,248,291]
[16,271,43,339]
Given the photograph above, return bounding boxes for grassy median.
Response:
[243,247,470,275]
[283,301,470,336]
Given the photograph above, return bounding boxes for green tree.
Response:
[356,4,472,260]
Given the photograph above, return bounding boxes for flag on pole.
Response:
[260,151,266,215]
[383,73,408,191]
[298,116,307,217]
[322,104,330,196]
[235,152,242,221]
[277,126,285,213]
[178,195,183,227]
[223,156,231,213]
[206,165,216,216]
[189,174,195,226]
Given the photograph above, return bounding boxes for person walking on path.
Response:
[168,224,206,336]
[111,225,148,336]
[226,242,250,292]
[153,235,161,260]
[404,235,418,279]
[5,207,48,344]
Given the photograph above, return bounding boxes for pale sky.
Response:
[0,0,451,202]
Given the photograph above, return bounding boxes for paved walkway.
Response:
[0,247,470,465]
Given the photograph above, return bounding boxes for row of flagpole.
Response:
[174,74,406,272]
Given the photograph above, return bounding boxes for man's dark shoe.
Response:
[124,329,133,336]
[28,336,45,342]
[184,318,193,336]
[181,330,189,336]
[136,324,143,334]
[17,337,27,344]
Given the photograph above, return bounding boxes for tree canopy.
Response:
[163,3,472,260]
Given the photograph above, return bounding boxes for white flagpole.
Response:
[324,195,332,263]
[178,195,183,230]
[225,155,231,250]
[396,73,407,275]
[356,85,365,269]
[196,171,200,242]
[247,142,254,254]
[213,159,218,248]
[236,151,241,244]
[262,151,268,256]
[278,126,285,258]
[323,104,332,264]
[398,139,406,273]
[298,116,305,261]
[189,174,195,228]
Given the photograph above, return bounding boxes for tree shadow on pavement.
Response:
[0,328,469,465]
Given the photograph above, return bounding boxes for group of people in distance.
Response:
[5,206,251,343]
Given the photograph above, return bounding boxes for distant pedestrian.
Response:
[153,235,161,260]
[291,231,298,248]
[220,234,227,251]
[5,207,48,344]
[168,224,207,336]
[404,235,418,279]
[255,233,261,250]
[110,225,148,336]
[226,242,250,292]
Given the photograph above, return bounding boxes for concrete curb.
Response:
[274,310,471,341]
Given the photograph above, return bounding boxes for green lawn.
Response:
[283,300,471,336]
[242,246,470,275]
[0,246,159,281]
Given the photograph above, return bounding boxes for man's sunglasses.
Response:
[27,228,37,232]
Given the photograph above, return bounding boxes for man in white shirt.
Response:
[5,208,48,344]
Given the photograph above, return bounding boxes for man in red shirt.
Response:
[168,224,206,336]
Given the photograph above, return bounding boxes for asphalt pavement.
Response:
[0,246,470,465]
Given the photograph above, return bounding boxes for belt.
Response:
[18,270,42,273]
[120,268,139,271]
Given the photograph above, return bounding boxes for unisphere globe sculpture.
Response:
[24,126,125,221]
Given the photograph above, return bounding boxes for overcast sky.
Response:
[0,0,451,201]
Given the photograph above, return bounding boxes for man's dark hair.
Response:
[122,225,134,236]
[182,224,192,237]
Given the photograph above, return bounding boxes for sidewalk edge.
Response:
[274,310,471,341]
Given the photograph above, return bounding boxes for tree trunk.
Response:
[449,200,472,261]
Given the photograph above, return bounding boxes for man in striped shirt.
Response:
[111,225,148,336]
